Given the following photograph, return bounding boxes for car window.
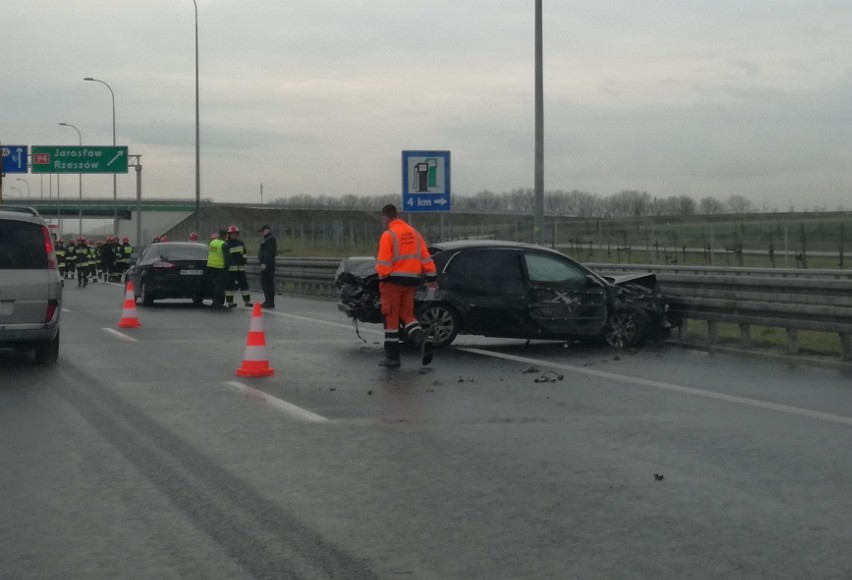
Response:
[0,220,47,269]
[141,244,207,262]
[445,249,524,294]
[524,252,587,287]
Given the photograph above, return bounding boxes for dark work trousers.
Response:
[208,266,227,307]
[261,268,275,305]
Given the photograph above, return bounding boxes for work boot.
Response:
[379,341,401,368]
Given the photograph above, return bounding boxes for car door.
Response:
[523,250,608,336]
[440,248,530,335]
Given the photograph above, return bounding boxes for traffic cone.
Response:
[236,303,274,377]
[117,281,141,328]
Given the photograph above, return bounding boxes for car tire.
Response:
[417,303,460,348]
[192,296,204,306]
[140,281,155,306]
[34,329,60,365]
[604,308,651,348]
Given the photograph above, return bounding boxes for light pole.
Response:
[192,0,201,234]
[83,76,117,235]
[533,0,544,245]
[59,122,84,235]
[15,178,30,198]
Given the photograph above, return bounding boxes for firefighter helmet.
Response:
[122,237,129,243]
[188,232,199,241]
[227,225,239,234]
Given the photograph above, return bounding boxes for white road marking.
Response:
[457,347,852,427]
[225,381,328,422]
[264,310,362,331]
[102,327,138,342]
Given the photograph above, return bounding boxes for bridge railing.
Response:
[247,257,852,361]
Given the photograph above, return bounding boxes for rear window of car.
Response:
[0,220,47,269]
[142,244,208,262]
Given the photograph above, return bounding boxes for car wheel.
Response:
[192,295,204,306]
[417,303,460,347]
[604,308,651,348]
[140,281,155,306]
[34,329,60,365]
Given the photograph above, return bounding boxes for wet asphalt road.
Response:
[2,280,852,579]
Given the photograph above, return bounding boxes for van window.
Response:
[0,221,47,269]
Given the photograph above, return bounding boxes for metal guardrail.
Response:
[248,257,852,361]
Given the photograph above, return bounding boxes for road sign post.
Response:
[30,146,128,174]
[402,150,451,212]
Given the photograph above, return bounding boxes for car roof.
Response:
[0,205,43,222]
[429,239,564,255]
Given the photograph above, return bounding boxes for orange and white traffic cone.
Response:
[236,303,274,377]
[117,281,141,328]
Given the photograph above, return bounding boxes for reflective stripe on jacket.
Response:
[226,239,247,271]
[375,218,436,286]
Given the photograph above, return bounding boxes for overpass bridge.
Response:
[6,198,205,244]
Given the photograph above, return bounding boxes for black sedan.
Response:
[336,240,676,348]
[125,242,212,306]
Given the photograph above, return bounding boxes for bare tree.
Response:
[699,196,725,215]
[726,194,753,214]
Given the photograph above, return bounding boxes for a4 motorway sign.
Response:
[30,146,128,174]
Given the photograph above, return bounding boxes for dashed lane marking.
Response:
[102,328,139,342]
[225,381,328,422]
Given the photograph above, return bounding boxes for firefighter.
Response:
[224,225,252,308]
[375,204,438,368]
[117,237,133,278]
[76,238,91,287]
[93,240,105,283]
[55,238,66,279]
[65,238,77,279]
[102,236,117,281]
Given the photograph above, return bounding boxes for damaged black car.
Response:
[336,240,675,349]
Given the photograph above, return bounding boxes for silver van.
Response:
[0,206,62,364]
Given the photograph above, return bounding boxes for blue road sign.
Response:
[402,150,451,212]
[1,145,28,173]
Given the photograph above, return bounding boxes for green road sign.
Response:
[30,146,128,174]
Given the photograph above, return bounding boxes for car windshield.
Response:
[0,220,46,269]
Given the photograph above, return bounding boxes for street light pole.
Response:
[59,122,84,235]
[533,0,544,246]
[192,0,201,234]
[83,77,117,236]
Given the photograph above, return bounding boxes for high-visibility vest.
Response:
[207,239,226,269]
[376,218,437,285]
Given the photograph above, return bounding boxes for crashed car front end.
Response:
[335,257,383,324]
[605,272,676,339]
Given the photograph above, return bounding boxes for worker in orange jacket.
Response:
[375,204,437,368]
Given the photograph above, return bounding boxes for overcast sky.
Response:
[3,1,851,211]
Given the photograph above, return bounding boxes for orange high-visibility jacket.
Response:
[376,218,437,287]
